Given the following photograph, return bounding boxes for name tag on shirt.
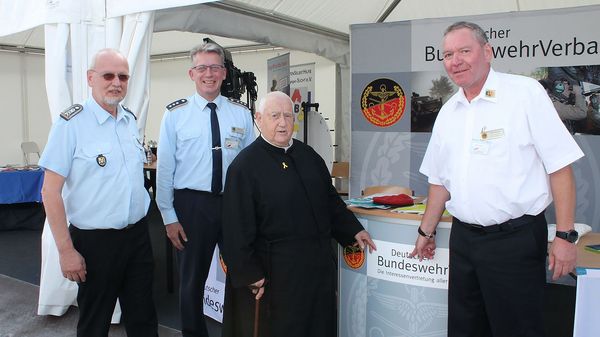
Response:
[471,139,490,155]
[481,128,505,140]
[231,126,245,136]
[224,137,241,149]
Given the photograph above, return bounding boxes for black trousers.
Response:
[70,218,158,337]
[174,189,222,337]
[448,213,548,337]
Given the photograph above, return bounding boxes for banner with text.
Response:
[267,53,290,95]
[290,63,315,140]
[203,247,225,322]
[367,240,449,289]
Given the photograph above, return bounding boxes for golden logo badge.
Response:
[343,245,365,269]
[361,78,406,127]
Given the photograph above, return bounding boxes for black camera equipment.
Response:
[203,38,258,116]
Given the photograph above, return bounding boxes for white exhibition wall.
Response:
[0,47,336,166]
[1,52,50,166]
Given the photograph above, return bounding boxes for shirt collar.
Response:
[455,68,499,106]
[88,97,127,124]
[260,135,294,152]
[194,93,225,111]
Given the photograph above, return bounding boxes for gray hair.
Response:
[89,48,127,70]
[189,42,225,64]
[444,21,489,46]
[257,91,293,115]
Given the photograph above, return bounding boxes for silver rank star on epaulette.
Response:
[166,98,188,111]
[121,105,137,120]
[60,104,83,121]
[227,97,248,109]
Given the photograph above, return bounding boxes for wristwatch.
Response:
[555,229,579,243]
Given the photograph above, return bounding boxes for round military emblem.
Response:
[343,245,365,269]
[360,78,406,127]
[96,154,107,167]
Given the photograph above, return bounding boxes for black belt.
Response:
[176,188,222,197]
[455,212,544,233]
[123,216,146,229]
[71,216,146,231]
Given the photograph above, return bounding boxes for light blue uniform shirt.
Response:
[156,94,255,225]
[39,98,150,230]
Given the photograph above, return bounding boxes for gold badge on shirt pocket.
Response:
[96,154,107,167]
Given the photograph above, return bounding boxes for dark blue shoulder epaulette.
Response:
[228,97,249,109]
[60,104,83,121]
[166,98,188,111]
[121,105,137,120]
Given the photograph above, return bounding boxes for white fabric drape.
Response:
[107,0,213,17]
[37,9,154,319]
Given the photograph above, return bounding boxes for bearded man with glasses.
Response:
[156,42,254,337]
[39,48,158,337]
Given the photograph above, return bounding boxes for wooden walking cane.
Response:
[253,297,260,337]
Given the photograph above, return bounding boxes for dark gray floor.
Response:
[0,201,222,337]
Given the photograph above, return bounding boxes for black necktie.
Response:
[208,102,222,194]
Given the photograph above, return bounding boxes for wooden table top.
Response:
[577,232,600,269]
[349,206,453,223]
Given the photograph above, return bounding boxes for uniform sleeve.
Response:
[242,108,255,149]
[156,110,179,224]
[222,158,265,288]
[39,121,75,178]
[313,152,364,246]
[525,80,584,173]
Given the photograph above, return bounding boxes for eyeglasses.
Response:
[92,71,130,82]
[190,64,225,73]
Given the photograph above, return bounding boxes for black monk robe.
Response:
[221,136,364,337]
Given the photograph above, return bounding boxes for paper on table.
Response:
[573,268,600,337]
[345,197,391,209]
[391,204,451,217]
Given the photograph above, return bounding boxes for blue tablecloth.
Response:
[0,169,44,204]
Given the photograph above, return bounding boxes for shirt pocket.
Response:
[178,128,202,142]
[80,142,114,176]
[130,135,146,163]
[177,128,209,160]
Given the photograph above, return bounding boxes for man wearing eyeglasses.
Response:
[156,42,254,337]
[39,48,158,337]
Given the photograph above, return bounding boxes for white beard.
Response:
[103,96,123,107]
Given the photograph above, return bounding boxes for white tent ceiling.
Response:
[1,0,598,58]
[1,0,598,164]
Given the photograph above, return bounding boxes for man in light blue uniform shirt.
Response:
[156,42,254,337]
[40,48,158,337]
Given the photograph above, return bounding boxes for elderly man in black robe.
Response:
[221,91,376,337]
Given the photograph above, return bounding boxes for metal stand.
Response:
[301,92,320,144]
